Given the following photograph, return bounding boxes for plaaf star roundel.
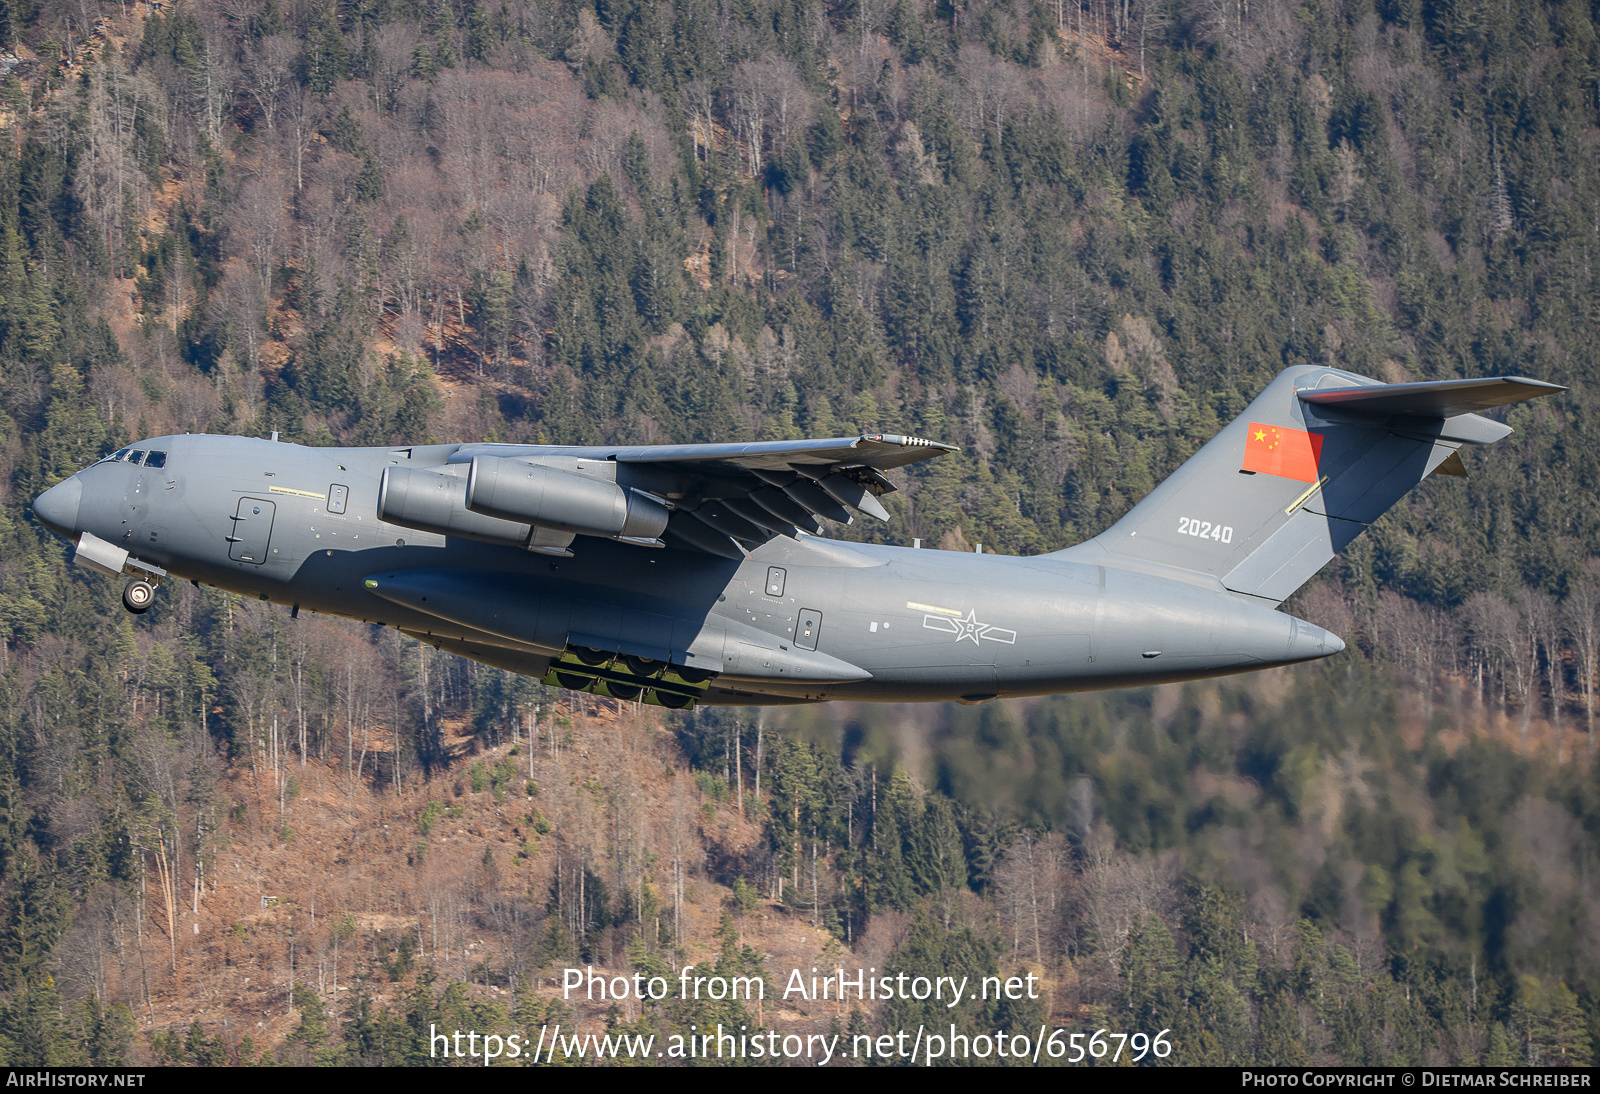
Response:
[922,608,1018,645]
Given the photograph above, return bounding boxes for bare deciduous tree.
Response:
[727,55,813,178]
[281,84,321,195]
[1523,589,1564,749]
[1465,590,1537,741]
[231,172,287,293]
[994,829,1069,963]
[1563,572,1600,753]
[958,45,1030,138]
[1376,591,1453,719]
[243,34,296,133]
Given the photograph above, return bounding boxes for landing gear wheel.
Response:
[123,579,156,614]
[621,654,659,678]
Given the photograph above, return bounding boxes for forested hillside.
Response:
[0,0,1597,1066]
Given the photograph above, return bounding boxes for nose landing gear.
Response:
[71,533,169,614]
[122,579,157,614]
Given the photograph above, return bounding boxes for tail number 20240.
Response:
[1178,517,1234,543]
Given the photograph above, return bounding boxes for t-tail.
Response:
[1053,366,1564,605]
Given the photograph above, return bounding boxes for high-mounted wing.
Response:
[447,434,957,558]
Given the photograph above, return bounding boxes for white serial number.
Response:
[1178,517,1234,543]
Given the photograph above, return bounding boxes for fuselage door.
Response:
[229,498,276,564]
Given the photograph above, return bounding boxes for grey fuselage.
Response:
[32,434,1342,706]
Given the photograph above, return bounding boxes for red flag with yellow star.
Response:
[1243,422,1323,482]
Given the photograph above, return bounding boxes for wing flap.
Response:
[723,497,801,538]
[809,472,891,521]
[749,486,825,533]
[781,478,853,523]
[666,513,746,559]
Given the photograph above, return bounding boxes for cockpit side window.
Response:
[98,448,166,467]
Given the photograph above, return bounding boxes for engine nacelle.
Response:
[465,456,669,541]
[378,466,572,553]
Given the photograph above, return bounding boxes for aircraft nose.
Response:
[32,476,82,539]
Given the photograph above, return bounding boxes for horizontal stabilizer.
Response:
[1300,376,1565,419]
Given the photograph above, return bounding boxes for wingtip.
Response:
[860,433,959,452]
[1503,376,1568,395]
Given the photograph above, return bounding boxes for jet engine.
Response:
[378,466,573,553]
[464,455,669,541]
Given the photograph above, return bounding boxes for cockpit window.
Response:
[98,447,166,466]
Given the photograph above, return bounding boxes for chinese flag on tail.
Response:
[1242,422,1323,482]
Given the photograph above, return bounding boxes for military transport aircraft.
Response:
[31,366,1561,709]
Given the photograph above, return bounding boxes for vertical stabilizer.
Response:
[1052,366,1562,604]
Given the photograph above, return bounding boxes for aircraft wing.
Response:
[450,434,956,558]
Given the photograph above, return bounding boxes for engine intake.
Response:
[466,456,669,540]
